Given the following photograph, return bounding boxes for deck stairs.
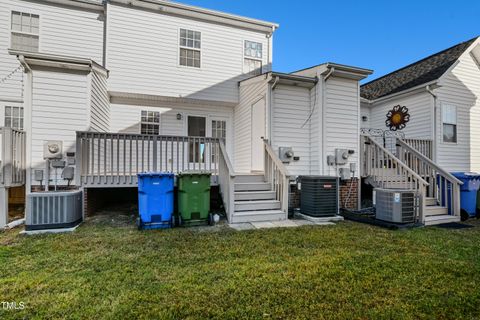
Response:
[230,174,286,223]
[361,135,462,226]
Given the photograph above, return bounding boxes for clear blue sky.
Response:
[180,0,480,82]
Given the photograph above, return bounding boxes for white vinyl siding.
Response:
[106,3,270,103]
[324,77,360,176]
[368,91,433,139]
[436,49,480,172]
[30,68,89,185]
[89,69,110,132]
[110,102,234,159]
[10,11,39,52]
[271,85,312,175]
[0,0,104,102]
[360,104,371,128]
[235,77,268,172]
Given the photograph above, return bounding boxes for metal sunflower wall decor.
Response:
[385,105,410,131]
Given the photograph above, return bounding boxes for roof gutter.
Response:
[109,0,278,33]
[36,0,104,11]
[363,79,440,105]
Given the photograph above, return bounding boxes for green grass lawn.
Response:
[1,215,479,320]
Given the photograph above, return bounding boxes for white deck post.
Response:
[0,187,8,229]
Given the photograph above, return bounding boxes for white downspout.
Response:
[426,85,437,162]
[18,55,34,193]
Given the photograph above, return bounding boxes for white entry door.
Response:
[251,98,266,172]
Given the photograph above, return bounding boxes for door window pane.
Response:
[188,116,206,163]
[211,120,226,162]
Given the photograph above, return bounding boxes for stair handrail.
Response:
[396,138,462,218]
[263,139,290,216]
[362,135,430,222]
[218,140,235,222]
[362,135,429,187]
[396,139,463,185]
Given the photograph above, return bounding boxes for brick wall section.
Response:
[289,184,300,211]
[339,178,359,210]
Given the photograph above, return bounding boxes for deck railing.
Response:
[402,138,433,160]
[217,140,235,221]
[360,135,429,222]
[396,139,461,217]
[76,132,221,187]
[0,128,26,187]
[263,139,290,216]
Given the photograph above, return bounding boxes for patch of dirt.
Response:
[85,203,138,227]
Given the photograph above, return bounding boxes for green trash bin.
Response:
[177,171,212,226]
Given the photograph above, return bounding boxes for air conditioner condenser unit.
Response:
[374,188,417,224]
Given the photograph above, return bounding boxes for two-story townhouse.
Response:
[0,0,374,229]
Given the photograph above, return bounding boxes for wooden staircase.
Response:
[230,174,286,223]
[361,135,462,226]
[217,140,290,224]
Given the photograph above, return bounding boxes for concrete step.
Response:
[425,206,448,216]
[235,200,281,212]
[424,214,460,226]
[234,182,271,192]
[230,210,286,223]
[235,191,276,201]
[235,174,265,183]
[425,197,438,206]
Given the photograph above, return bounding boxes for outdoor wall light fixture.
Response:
[176,113,183,120]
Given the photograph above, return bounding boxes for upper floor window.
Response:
[5,106,24,130]
[442,104,457,143]
[244,40,262,75]
[141,110,160,135]
[11,11,39,52]
[179,29,201,68]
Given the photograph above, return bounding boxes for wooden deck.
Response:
[76,132,222,188]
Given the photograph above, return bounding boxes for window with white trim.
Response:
[5,106,24,130]
[442,105,457,143]
[11,11,39,52]
[140,110,160,135]
[179,29,201,68]
[244,40,263,75]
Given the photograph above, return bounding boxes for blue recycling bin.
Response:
[137,172,175,230]
[451,172,480,218]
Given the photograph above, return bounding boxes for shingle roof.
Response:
[361,36,478,100]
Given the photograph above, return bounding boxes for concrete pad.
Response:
[271,220,299,228]
[251,221,277,229]
[229,223,256,231]
[295,212,344,224]
[291,219,315,226]
[20,224,80,235]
